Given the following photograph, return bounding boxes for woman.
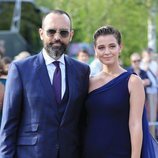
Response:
[82,26,157,158]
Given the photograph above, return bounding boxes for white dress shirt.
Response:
[42,49,66,99]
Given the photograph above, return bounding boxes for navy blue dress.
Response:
[83,72,157,158]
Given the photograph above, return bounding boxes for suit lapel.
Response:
[34,52,59,122]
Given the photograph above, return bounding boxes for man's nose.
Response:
[54,32,61,40]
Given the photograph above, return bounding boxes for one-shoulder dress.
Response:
[82,72,158,158]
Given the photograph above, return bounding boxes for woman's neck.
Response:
[102,64,125,76]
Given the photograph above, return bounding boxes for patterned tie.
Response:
[53,61,61,104]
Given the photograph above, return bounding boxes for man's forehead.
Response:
[42,13,70,28]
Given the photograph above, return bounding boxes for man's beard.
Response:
[44,41,67,60]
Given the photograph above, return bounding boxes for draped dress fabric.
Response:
[83,72,157,158]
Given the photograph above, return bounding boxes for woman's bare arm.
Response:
[128,74,145,158]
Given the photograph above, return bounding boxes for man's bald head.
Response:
[42,10,72,29]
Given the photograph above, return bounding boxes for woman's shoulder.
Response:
[128,74,144,93]
[129,73,142,83]
[89,72,104,93]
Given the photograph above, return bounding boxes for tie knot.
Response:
[53,61,60,68]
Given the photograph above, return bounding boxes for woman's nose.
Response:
[104,48,110,55]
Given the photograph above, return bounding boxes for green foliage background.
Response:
[35,0,158,66]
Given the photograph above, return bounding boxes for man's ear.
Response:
[69,29,74,42]
[39,28,44,40]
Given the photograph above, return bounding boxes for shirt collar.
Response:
[42,48,65,66]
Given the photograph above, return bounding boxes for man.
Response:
[0,10,90,158]
[127,52,150,88]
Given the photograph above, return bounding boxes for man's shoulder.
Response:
[65,56,90,76]
[65,55,89,68]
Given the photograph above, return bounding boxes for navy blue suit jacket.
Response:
[0,52,90,158]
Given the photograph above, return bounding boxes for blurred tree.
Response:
[35,0,157,66]
[0,1,42,56]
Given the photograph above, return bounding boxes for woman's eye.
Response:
[98,47,105,50]
[110,45,116,48]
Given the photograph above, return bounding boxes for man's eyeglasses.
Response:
[46,29,70,38]
[132,59,141,63]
